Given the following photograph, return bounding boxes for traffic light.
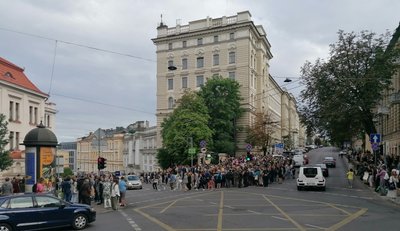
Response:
[97,157,107,170]
[246,152,251,161]
[97,157,102,170]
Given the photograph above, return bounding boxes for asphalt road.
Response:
[63,147,400,231]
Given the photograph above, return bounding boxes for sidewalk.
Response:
[345,157,400,206]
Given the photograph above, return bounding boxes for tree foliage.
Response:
[0,114,13,172]
[159,91,213,167]
[299,30,400,146]
[198,76,243,155]
[246,112,278,155]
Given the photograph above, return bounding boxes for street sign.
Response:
[200,140,207,148]
[372,142,379,151]
[370,133,381,143]
[275,143,284,149]
[246,144,252,152]
[188,148,196,155]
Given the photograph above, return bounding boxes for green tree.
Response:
[300,30,400,146]
[159,91,213,167]
[62,167,74,177]
[246,112,278,155]
[0,114,13,172]
[198,76,243,155]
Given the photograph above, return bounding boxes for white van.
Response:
[297,166,326,191]
[292,154,304,167]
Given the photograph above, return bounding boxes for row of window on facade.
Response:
[168,72,236,90]
[168,33,235,50]
[9,101,50,126]
[168,52,236,70]
[9,131,20,150]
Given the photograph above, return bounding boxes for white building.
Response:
[0,56,56,178]
[123,121,158,173]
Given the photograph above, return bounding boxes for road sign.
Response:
[246,144,252,152]
[372,142,379,151]
[370,133,381,143]
[188,148,196,155]
[200,140,207,148]
[275,143,284,149]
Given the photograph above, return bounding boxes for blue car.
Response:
[0,193,96,230]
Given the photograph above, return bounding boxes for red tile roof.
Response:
[0,57,47,96]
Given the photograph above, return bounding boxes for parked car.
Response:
[323,157,336,168]
[0,193,96,230]
[297,166,326,191]
[293,154,304,167]
[126,175,143,190]
[315,163,329,177]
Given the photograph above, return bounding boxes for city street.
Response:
[67,147,400,231]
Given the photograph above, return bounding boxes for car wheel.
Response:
[321,187,326,191]
[297,186,302,191]
[72,213,88,230]
[0,223,12,231]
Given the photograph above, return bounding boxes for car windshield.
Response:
[128,176,139,181]
[324,157,334,161]
[303,168,318,178]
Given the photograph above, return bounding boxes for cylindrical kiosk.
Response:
[23,122,58,192]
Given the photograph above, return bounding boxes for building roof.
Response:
[0,57,47,96]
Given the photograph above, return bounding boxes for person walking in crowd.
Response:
[387,169,399,198]
[346,169,354,188]
[1,178,13,195]
[80,178,92,205]
[36,177,46,193]
[71,176,78,203]
[119,176,127,207]
[376,165,389,196]
[61,176,72,202]
[103,177,112,208]
[111,178,120,210]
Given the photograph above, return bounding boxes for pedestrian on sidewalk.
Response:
[346,169,354,188]
[111,178,120,210]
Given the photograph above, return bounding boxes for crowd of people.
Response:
[5,148,399,209]
[347,150,400,198]
[141,153,297,192]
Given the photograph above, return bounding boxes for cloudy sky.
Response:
[1,0,399,142]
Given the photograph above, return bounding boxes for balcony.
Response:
[389,91,400,105]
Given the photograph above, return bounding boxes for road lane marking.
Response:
[134,207,176,231]
[326,208,368,231]
[120,210,142,231]
[271,215,288,221]
[160,200,178,213]
[247,210,262,214]
[262,195,306,231]
[305,224,326,230]
[326,203,351,216]
[217,191,224,231]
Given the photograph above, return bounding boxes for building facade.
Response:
[76,128,124,173]
[152,11,304,155]
[76,121,157,174]
[0,57,56,178]
[57,142,77,172]
[123,121,158,174]
[380,23,400,159]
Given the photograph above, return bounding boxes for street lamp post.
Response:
[189,137,194,167]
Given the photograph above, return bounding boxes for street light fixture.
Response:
[168,65,178,71]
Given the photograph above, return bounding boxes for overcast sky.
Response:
[0,0,399,142]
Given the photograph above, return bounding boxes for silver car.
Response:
[126,175,142,190]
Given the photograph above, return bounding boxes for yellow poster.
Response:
[40,147,55,178]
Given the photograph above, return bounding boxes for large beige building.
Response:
[76,128,124,173]
[152,11,304,154]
